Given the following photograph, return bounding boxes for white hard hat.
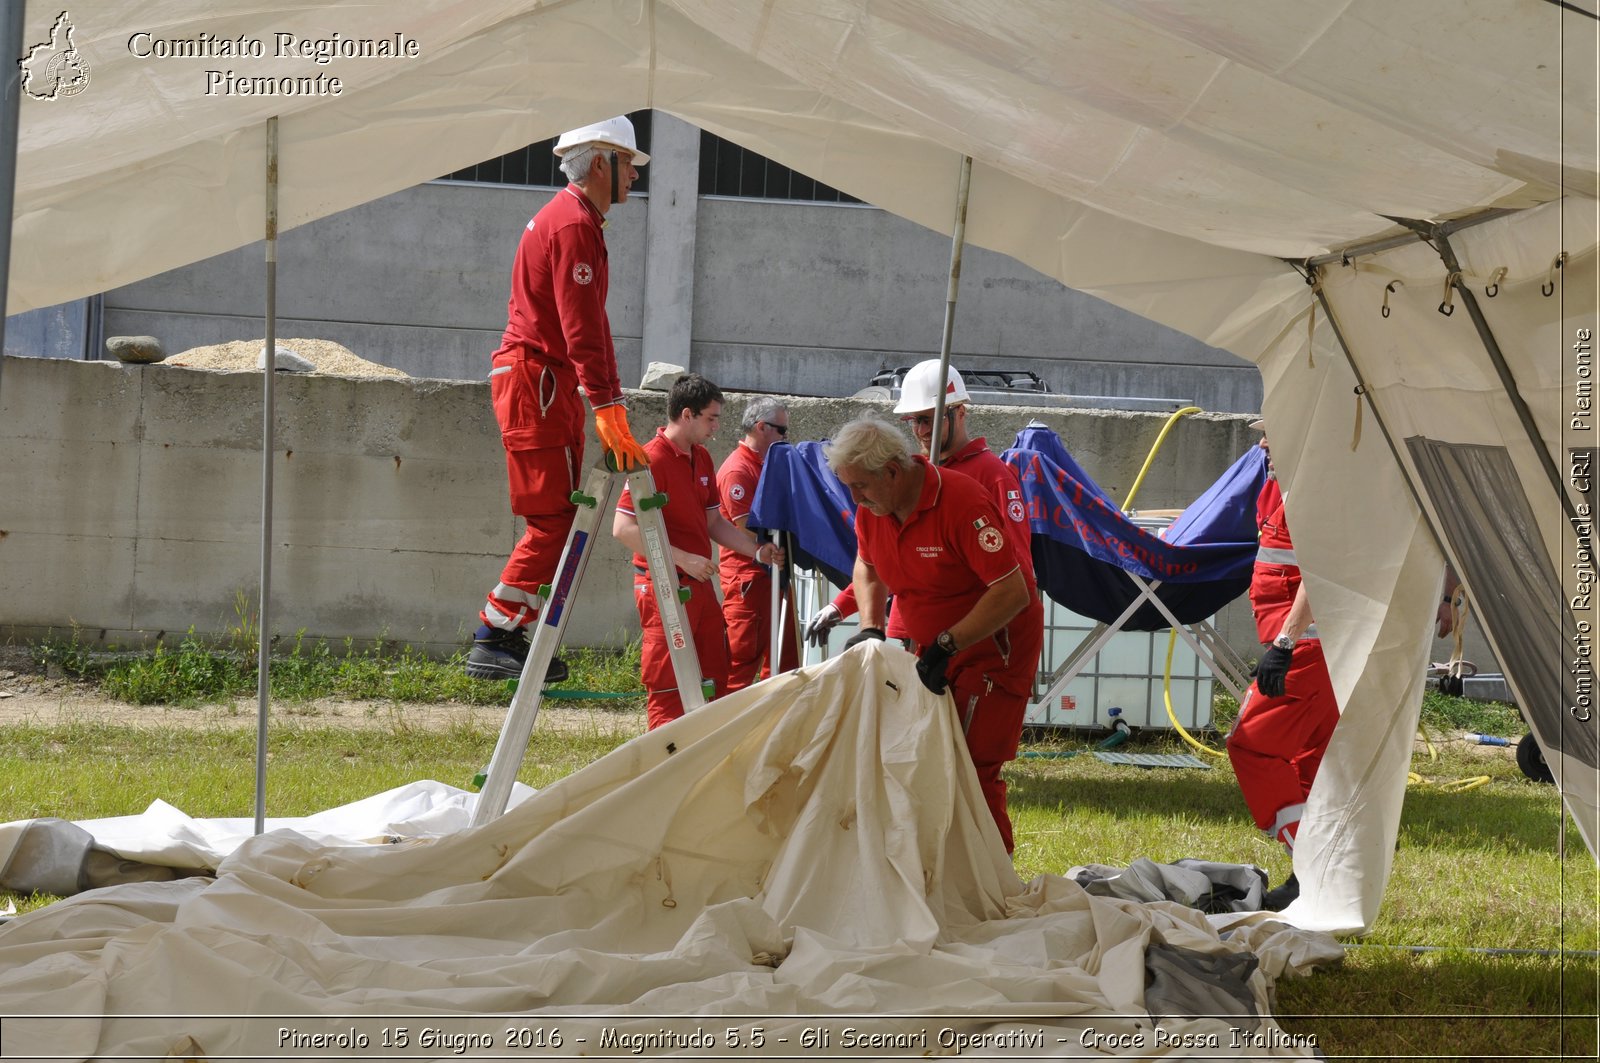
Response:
[553,116,649,166]
[893,359,969,414]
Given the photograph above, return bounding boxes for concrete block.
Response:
[0,436,142,537]
[0,356,140,445]
[0,531,136,634]
[128,536,259,637]
[640,361,686,390]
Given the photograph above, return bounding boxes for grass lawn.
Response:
[1,641,1595,1060]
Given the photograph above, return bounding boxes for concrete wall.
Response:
[0,355,1270,657]
[79,116,1262,412]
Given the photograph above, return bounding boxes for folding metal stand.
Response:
[471,462,711,826]
[1032,570,1254,715]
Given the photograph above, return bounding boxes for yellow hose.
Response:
[1121,406,1203,512]
[1162,628,1227,757]
[1408,722,1491,790]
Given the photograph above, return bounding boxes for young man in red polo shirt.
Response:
[613,374,785,729]
[467,116,652,684]
[806,361,1038,652]
[717,397,799,692]
[827,415,1042,853]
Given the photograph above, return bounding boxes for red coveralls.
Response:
[1225,477,1340,851]
[855,458,1044,853]
[831,436,1037,639]
[717,441,798,692]
[618,429,731,730]
[480,186,627,633]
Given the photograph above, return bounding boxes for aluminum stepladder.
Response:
[471,460,713,826]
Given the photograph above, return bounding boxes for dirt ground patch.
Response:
[0,646,644,733]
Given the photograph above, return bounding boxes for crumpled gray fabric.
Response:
[0,818,208,897]
[1145,942,1261,1028]
[1069,857,1268,913]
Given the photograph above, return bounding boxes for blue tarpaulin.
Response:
[1002,424,1266,629]
[749,441,858,589]
[750,428,1264,632]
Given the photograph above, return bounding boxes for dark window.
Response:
[440,110,652,194]
[697,131,859,203]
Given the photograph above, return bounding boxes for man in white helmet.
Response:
[466,116,653,682]
[807,361,1039,647]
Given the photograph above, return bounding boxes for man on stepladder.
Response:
[615,374,785,730]
[466,115,653,683]
[717,397,799,692]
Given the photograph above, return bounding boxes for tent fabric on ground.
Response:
[749,440,858,589]
[1003,424,1268,629]
[0,645,1341,1058]
[6,0,1594,934]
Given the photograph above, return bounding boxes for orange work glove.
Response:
[594,404,649,471]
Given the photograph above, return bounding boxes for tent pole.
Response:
[1303,207,1519,270]
[254,117,280,836]
[0,0,26,402]
[1305,267,1448,556]
[928,155,972,468]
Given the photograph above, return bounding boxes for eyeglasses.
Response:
[906,414,937,428]
[761,422,788,436]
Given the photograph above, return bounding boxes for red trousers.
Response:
[720,572,799,693]
[480,443,581,632]
[635,574,730,730]
[1225,638,1339,851]
[943,598,1044,854]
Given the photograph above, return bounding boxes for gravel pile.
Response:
[165,338,408,379]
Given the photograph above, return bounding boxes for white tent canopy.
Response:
[9,0,1597,932]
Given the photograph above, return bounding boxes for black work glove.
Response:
[842,627,886,650]
[1254,644,1293,698]
[916,640,954,695]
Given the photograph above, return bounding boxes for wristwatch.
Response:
[936,631,959,654]
[1271,633,1297,651]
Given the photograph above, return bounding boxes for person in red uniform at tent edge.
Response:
[614,374,785,730]
[1226,418,1342,911]
[805,361,1039,650]
[466,116,653,684]
[827,416,1042,853]
[717,397,799,692]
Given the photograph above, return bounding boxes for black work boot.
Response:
[466,627,568,684]
[1262,873,1299,911]
[465,627,529,680]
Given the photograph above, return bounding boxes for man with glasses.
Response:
[614,374,785,729]
[466,116,652,683]
[806,361,1039,652]
[827,416,1041,853]
[717,397,799,692]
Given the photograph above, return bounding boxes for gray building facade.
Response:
[10,114,1261,411]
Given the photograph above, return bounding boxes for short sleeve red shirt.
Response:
[618,428,722,577]
[855,457,1020,648]
[717,441,766,583]
[945,437,1035,583]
